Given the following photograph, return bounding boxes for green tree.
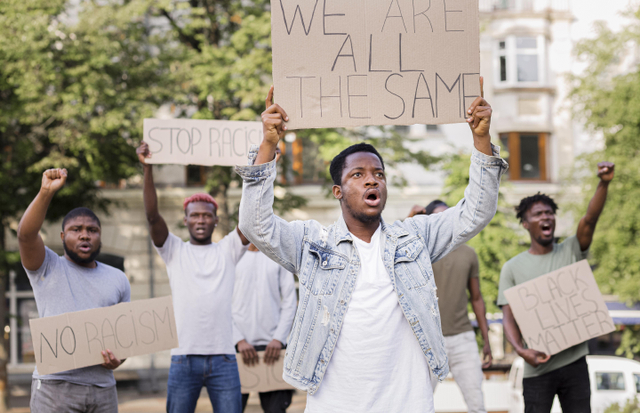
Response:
[0,0,178,405]
[570,8,640,358]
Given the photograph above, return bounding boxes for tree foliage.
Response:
[570,8,640,358]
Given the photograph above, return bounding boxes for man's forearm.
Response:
[472,299,490,344]
[17,189,55,241]
[143,165,161,221]
[584,180,609,225]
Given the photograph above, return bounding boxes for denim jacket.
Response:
[236,144,507,394]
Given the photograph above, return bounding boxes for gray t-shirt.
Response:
[25,247,131,387]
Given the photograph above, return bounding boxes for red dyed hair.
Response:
[183,193,218,212]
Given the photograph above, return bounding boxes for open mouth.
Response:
[78,243,92,253]
[364,190,381,208]
[540,223,553,237]
[195,227,207,234]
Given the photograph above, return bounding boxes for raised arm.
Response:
[18,169,68,271]
[236,87,306,274]
[137,142,169,247]
[576,162,614,252]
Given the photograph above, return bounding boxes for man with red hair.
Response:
[137,142,249,413]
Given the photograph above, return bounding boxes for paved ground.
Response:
[7,384,308,413]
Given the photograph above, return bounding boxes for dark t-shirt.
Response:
[432,245,479,337]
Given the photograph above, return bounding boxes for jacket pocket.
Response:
[394,238,430,289]
[300,243,347,295]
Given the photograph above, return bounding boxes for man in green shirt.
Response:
[497,161,615,413]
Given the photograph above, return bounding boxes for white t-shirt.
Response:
[232,250,298,346]
[155,230,247,355]
[306,226,434,413]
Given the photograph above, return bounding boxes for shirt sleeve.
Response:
[23,247,59,285]
[566,235,589,261]
[272,266,298,345]
[497,262,515,307]
[219,228,248,266]
[154,232,181,267]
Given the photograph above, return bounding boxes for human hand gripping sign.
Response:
[465,77,493,156]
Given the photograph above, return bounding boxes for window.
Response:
[634,373,640,393]
[496,36,543,85]
[499,132,548,181]
[596,372,626,391]
[186,165,208,186]
[280,137,326,185]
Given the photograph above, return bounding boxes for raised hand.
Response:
[137,141,152,165]
[466,77,492,139]
[262,86,289,146]
[597,161,615,182]
[41,168,68,194]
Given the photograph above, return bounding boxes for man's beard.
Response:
[342,197,383,225]
[536,235,554,247]
[63,240,101,265]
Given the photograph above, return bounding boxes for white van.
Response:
[508,356,640,413]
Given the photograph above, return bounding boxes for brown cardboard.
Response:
[143,119,263,166]
[270,0,481,129]
[504,260,615,356]
[30,296,178,375]
[237,350,295,393]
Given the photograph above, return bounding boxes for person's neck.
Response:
[528,239,554,255]
[344,214,380,243]
[248,244,259,252]
[190,237,212,246]
[64,254,97,269]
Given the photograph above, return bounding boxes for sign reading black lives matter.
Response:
[270,0,481,129]
[504,261,615,356]
[30,296,178,375]
[143,119,263,166]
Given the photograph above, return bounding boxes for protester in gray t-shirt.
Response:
[18,168,131,413]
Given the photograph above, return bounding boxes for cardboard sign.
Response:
[504,260,615,356]
[143,119,263,166]
[30,296,178,375]
[238,350,295,393]
[270,0,481,129]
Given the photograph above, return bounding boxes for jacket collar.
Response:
[334,215,409,246]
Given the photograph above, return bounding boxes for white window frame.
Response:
[495,34,547,87]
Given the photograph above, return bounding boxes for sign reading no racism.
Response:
[143,119,263,166]
[504,261,615,356]
[30,296,178,375]
[270,0,481,129]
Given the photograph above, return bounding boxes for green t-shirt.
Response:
[497,235,590,378]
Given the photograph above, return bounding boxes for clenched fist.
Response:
[597,161,615,182]
[41,168,67,194]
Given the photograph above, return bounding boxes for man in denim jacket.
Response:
[236,85,508,412]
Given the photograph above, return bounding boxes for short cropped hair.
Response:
[183,193,218,214]
[329,143,385,186]
[425,200,448,215]
[62,207,101,231]
[515,192,558,223]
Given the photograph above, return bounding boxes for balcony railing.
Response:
[479,0,570,13]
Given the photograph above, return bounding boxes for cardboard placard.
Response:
[143,119,263,166]
[238,350,295,393]
[270,0,481,129]
[30,296,178,375]
[504,260,615,356]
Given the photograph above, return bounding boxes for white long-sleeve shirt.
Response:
[232,250,298,346]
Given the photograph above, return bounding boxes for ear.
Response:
[522,220,530,231]
[332,184,342,200]
[213,215,219,226]
[183,216,188,226]
[60,231,65,242]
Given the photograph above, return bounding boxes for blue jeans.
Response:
[167,354,242,413]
